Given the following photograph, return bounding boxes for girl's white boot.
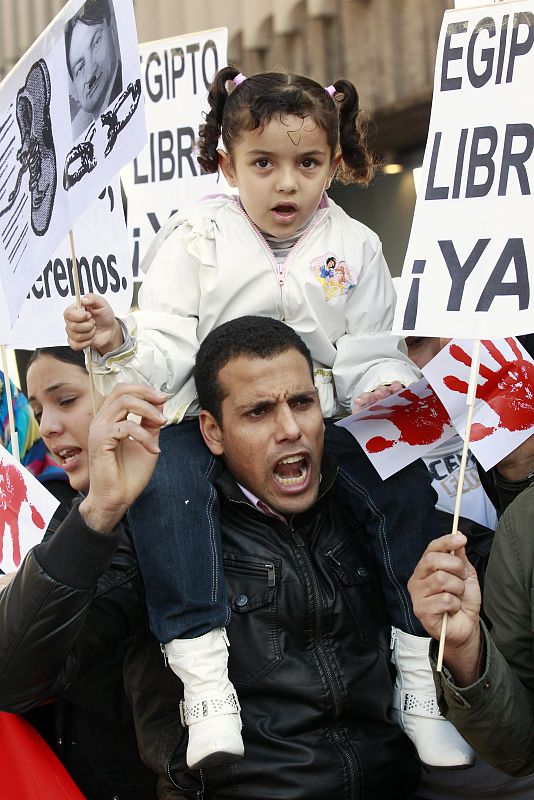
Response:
[390,627,474,768]
[164,628,244,769]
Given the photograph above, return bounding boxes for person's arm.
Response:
[0,503,126,711]
[409,528,534,776]
[431,624,534,777]
[91,226,201,406]
[408,532,483,683]
[332,236,420,412]
[0,384,166,712]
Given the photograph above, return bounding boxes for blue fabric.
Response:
[324,421,441,635]
[0,370,67,485]
[127,420,228,643]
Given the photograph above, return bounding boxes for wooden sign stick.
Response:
[436,338,481,671]
[69,229,97,416]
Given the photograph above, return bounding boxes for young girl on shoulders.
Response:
[65,66,470,771]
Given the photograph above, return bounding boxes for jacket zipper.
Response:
[289,523,357,793]
[234,203,327,322]
[224,559,276,587]
[288,525,343,717]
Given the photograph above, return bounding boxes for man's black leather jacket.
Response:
[128,460,420,799]
[0,464,419,799]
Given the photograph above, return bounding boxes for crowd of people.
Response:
[1,63,533,800]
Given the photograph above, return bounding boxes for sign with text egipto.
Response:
[121,28,229,279]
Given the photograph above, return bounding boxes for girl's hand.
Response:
[64,294,123,356]
[352,381,404,411]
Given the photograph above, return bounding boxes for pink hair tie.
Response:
[233,73,247,87]
[325,85,336,97]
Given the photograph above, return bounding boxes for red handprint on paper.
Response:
[361,385,451,453]
[443,338,534,441]
[0,463,45,567]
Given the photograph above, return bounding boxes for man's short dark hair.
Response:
[65,0,112,79]
[194,316,315,425]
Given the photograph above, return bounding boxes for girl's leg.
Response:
[129,420,228,643]
[324,421,473,768]
[128,420,242,769]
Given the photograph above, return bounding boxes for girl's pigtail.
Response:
[333,79,378,186]
[197,65,241,174]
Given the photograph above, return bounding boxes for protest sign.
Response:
[423,336,534,470]
[1,178,132,349]
[0,444,59,572]
[336,378,456,480]
[121,28,228,278]
[393,2,534,339]
[0,0,145,324]
[338,335,534,479]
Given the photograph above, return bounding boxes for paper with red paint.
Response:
[423,337,534,471]
[335,378,456,479]
[0,443,59,573]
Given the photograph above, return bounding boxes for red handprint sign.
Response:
[443,338,534,441]
[361,385,452,452]
[336,377,456,480]
[0,463,45,567]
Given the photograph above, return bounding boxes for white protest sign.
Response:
[423,337,534,470]
[1,178,132,349]
[0,444,59,572]
[0,0,145,324]
[121,28,228,279]
[335,378,456,479]
[394,2,534,338]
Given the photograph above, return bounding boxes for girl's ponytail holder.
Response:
[233,73,247,87]
[325,85,336,98]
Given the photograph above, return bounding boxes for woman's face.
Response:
[27,355,94,493]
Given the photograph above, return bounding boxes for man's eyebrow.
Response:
[236,398,274,413]
[237,388,318,412]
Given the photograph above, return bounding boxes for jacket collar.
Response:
[215,455,338,521]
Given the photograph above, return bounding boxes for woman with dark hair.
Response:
[0,347,158,799]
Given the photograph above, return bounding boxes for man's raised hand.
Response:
[79,384,167,533]
[408,533,483,685]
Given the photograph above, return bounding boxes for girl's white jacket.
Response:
[93,195,420,422]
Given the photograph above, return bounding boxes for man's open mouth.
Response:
[273,454,309,487]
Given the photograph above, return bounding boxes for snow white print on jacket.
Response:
[311,252,358,300]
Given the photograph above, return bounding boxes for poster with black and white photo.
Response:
[121,28,228,279]
[393,2,534,339]
[0,0,145,326]
[0,178,132,349]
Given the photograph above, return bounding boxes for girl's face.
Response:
[220,114,340,238]
[27,355,94,493]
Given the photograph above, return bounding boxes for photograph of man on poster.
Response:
[64,0,123,139]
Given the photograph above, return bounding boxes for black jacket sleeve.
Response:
[0,501,134,714]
